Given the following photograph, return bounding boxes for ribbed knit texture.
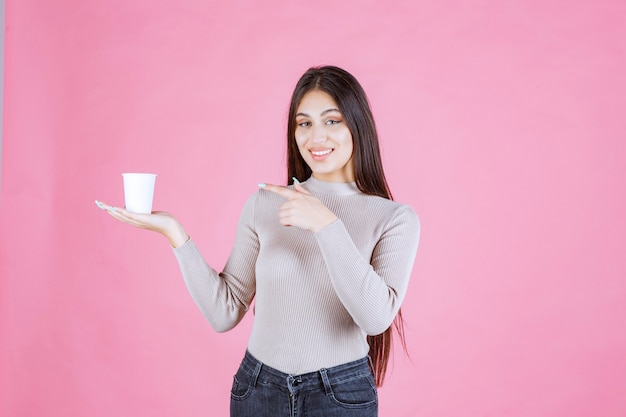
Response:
[173,176,420,375]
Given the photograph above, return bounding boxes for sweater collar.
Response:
[303,176,361,196]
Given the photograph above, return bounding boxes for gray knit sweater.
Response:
[173,176,420,375]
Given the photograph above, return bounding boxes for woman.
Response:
[96,65,420,417]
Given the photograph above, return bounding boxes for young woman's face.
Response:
[294,90,355,182]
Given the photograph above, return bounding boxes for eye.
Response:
[325,119,341,125]
[297,121,311,127]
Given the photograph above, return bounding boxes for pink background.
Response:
[2,1,625,416]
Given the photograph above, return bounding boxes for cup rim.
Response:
[122,173,157,176]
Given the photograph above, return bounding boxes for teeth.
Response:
[311,149,332,156]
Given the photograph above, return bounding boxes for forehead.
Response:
[296,90,339,113]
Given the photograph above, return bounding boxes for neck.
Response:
[304,176,360,196]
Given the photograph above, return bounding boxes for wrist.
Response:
[165,220,189,248]
[313,214,338,233]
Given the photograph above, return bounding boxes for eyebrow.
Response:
[296,108,341,118]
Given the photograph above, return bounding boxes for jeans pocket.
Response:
[328,373,378,409]
[230,366,253,401]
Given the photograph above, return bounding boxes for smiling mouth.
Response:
[310,149,333,160]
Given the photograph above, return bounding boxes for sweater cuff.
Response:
[172,237,198,260]
[314,218,345,241]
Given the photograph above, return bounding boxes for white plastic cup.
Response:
[122,173,157,214]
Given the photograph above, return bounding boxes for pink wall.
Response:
[2,1,625,416]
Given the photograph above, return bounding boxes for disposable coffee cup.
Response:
[122,173,157,214]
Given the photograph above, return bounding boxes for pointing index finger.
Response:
[259,183,299,199]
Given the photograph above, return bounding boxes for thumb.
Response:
[293,182,312,195]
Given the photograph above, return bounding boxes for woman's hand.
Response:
[260,183,337,233]
[95,200,189,248]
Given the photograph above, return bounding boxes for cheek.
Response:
[340,129,354,150]
[294,129,306,146]
[295,138,307,153]
[294,136,308,157]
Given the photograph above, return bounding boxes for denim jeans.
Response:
[230,350,378,417]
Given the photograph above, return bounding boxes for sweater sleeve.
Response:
[172,193,259,332]
[314,205,420,335]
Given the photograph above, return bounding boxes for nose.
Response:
[311,124,326,143]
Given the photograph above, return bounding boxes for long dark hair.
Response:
[286,65,407,386]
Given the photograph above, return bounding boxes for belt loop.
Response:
[367,354,374,373]
[251,360,262,388]
[319,368,332,396]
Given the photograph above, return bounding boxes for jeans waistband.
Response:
[240,350,373,393]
